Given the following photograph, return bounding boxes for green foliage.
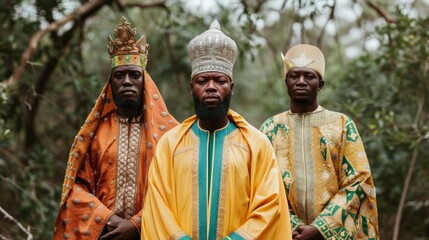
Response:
[1,0,429,239]
[0,146,61,239]
[334,9,429,239]
[0,84,13,141]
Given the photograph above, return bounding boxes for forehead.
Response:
[112,65,143,73]
[192,71,230,80]
[287,68,318,76]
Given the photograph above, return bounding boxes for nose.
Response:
[122,74,132,85]
[296,74,307,85]
[206,80,216,92]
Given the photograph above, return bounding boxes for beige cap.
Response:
[282,44,325,79]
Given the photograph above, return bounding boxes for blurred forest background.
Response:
[0,0,428,239]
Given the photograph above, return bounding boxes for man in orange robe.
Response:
[52,16,178,239]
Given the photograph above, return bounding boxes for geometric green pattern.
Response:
[361,216,368,236]
[346,186,367,204]
[259,117,289,143]
[259,109,379,239]
[282,170,292,192]
[345,117,359,142]
[342,156,356,177]
[290,212,303,230]
[320,136,327,161]
[313,203,355,240]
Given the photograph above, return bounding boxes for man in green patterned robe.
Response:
[260,44,379,240]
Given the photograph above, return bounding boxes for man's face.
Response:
[110,65,144,107]
[191,71,234,120]
[285,68,323,103]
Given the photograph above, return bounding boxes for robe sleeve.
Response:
[129,210,143,234]
[311,118,379,239]
[282,165,304,231]
[289,210,304,231]
[225,135,292,239]
[141,137,191,240]
[53,153,114,239]
[260,118,298,233]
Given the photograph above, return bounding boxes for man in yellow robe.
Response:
[260,44,379,239]
[52,17,178,239]
[141,20,292,240]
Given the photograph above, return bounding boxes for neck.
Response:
[116,107,143,119]
[290,101,319,114]
[198,117,229,132]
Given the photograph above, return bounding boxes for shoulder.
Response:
[319,109,361,134]
[159,124,179,139]
[156,123,188,148]
[261,111,289,126]
[319,108,353,123]
[238,121,273,148]
[259,111,290,136]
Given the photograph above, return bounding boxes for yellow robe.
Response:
[260,106,379,239]
[141,110,292,240]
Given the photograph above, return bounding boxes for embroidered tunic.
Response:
[260,106,379,239]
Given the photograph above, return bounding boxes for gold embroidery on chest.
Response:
[114,120,142,219]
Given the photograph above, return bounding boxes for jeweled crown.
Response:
[188,20,238,79]
[107,16,149,69]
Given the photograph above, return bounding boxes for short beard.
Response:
[114,98,142,108]
[193,93,231,121]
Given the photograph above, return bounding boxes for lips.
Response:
[294,88,308,93]
[119,89,137,97]
[203,95,221,104]
[203,94,220,99]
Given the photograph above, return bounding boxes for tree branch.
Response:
[254,30,283,75]
[392,144,419,240]
[2,0,113,88]
[393,94,425,239]
[115,0,167,11]
[0,206,33,240]
[316,2,335,46]
[365,0,395,23]
[24,22,83,148]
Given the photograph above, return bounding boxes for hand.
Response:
[100,215,139,240]
[292,225,324,240]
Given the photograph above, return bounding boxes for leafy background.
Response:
[0,0,428,239]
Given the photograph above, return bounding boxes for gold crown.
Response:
[107,16,149,69]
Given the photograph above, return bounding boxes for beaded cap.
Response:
[282,44,325,79]
[107,16,149,69]
[188,20,238,79]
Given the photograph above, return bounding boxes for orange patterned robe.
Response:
[53,72,178,239]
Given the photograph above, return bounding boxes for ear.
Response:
[319,80,325,91]
[189,82,193,95]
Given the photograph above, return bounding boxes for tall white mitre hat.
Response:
[188,19,238,79]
